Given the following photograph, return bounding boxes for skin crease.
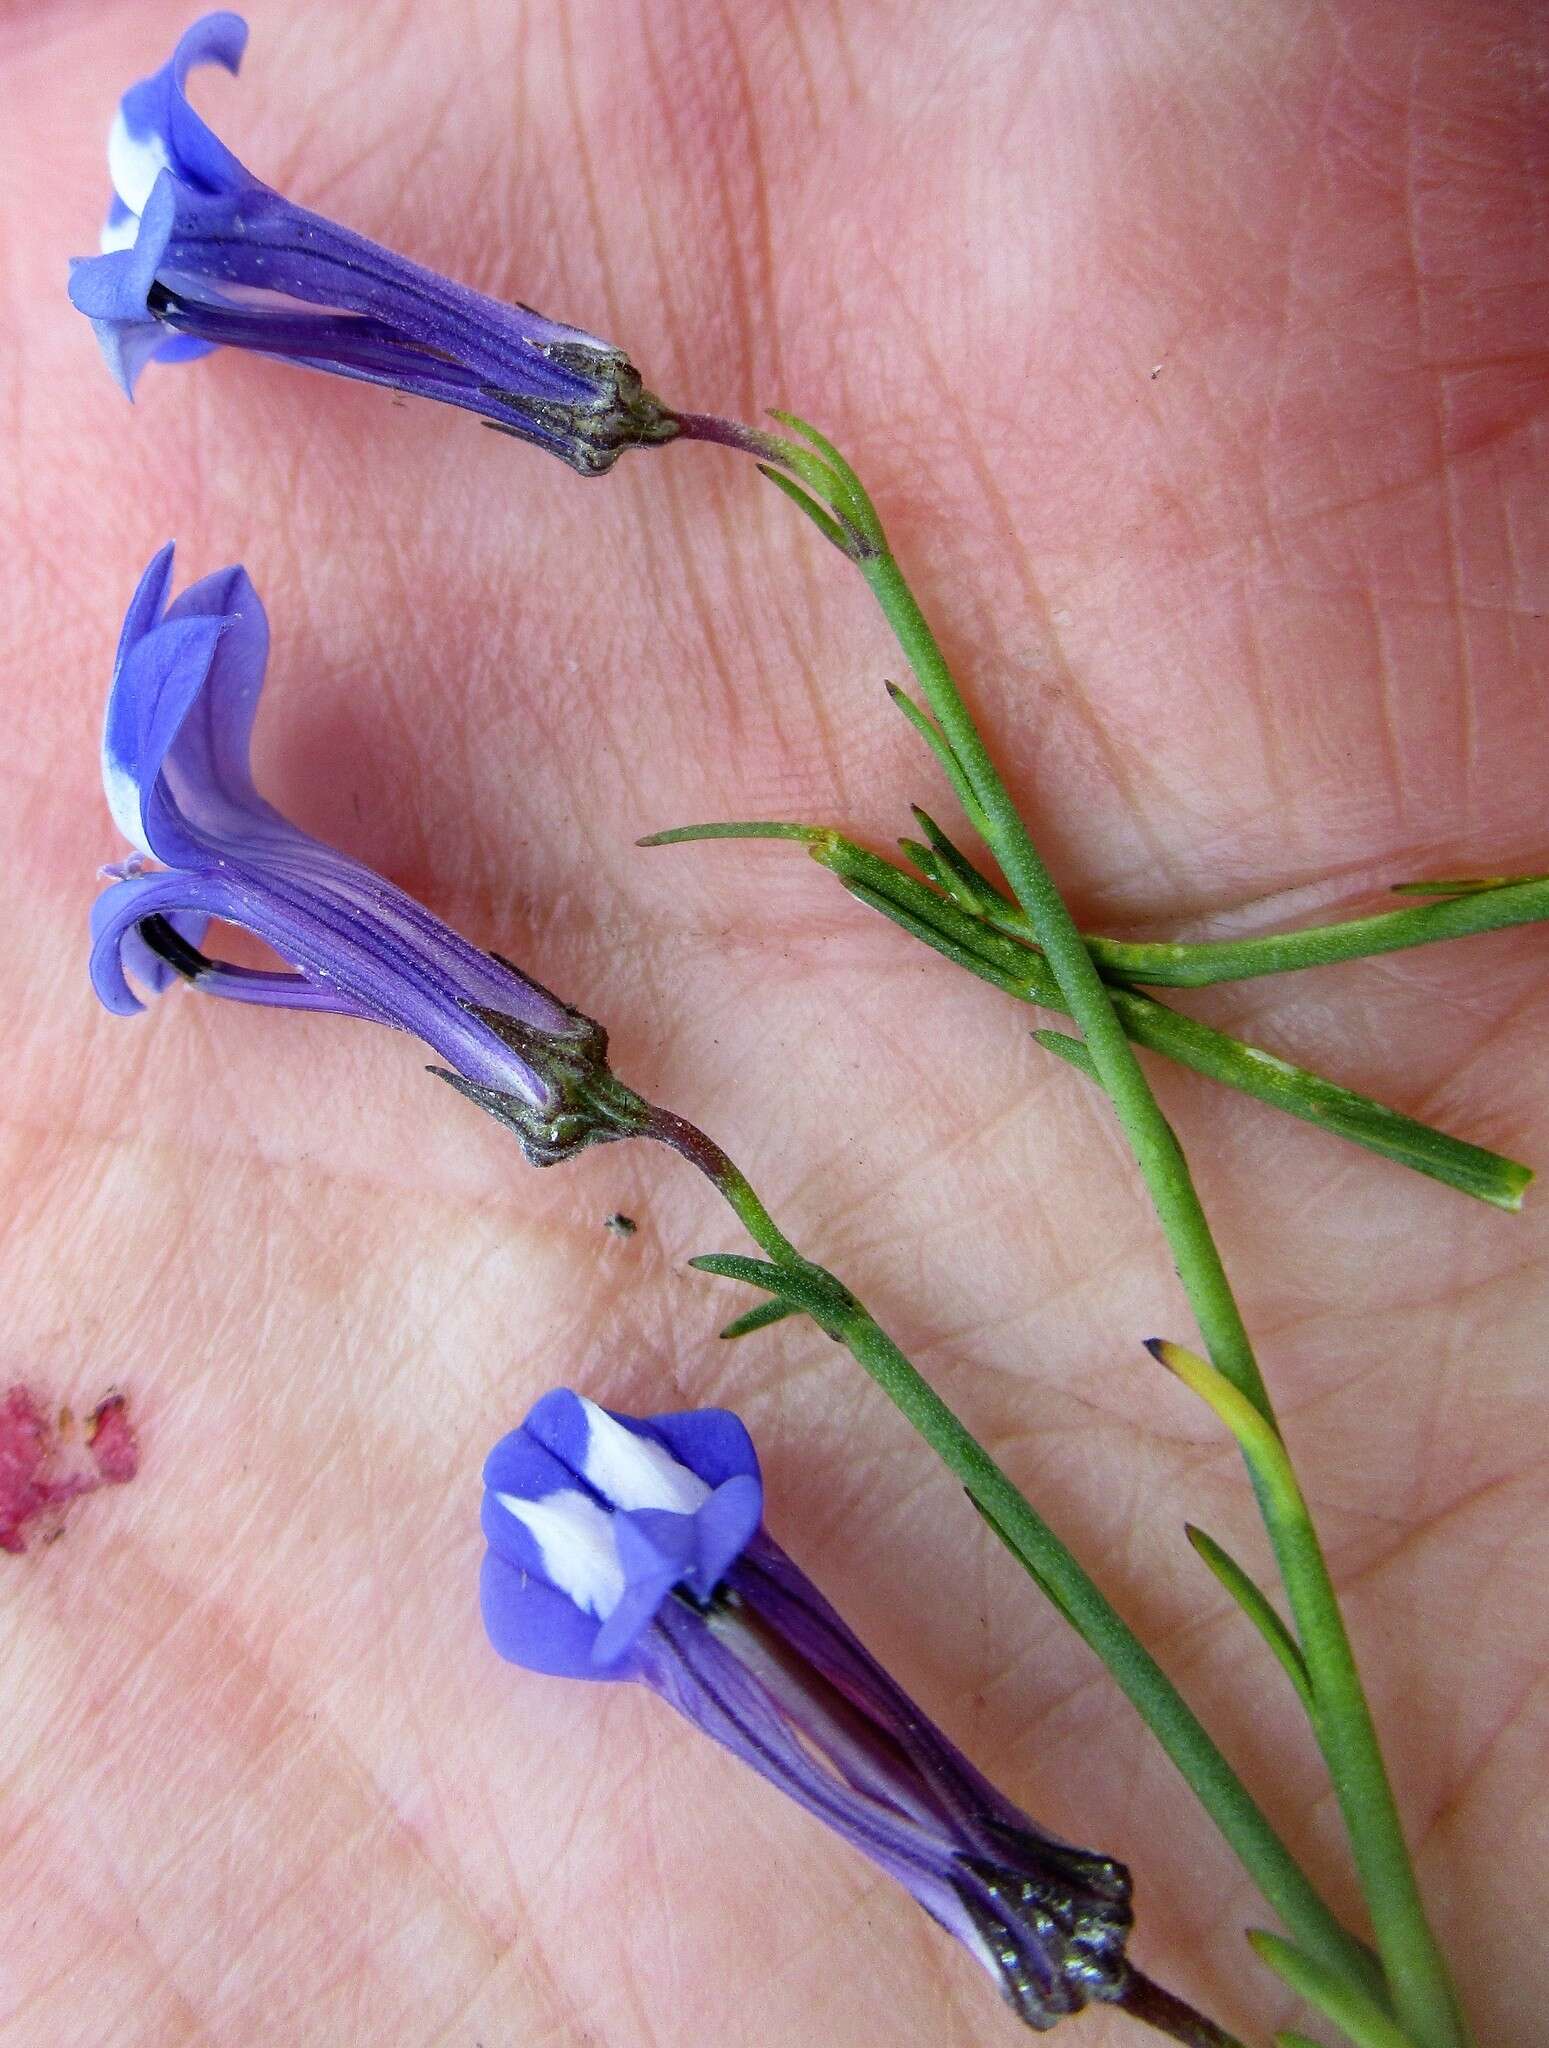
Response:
[0,0,1546,2040]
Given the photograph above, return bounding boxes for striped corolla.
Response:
[66,13,675,473]
[90,545,639,1165]
[480,1390,1144,2032]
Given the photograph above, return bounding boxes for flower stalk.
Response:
[633,1103,1383,2004]
[850,517,1469,2048]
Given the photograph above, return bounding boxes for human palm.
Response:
[4,2,1545,2043]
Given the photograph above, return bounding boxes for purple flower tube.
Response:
[67,13,675,473]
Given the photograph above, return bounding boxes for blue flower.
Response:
[91,546,644,1164]
[67,13,676,474]
[481,1391,1140,2030]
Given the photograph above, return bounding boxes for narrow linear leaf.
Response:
[637,819,831,848]
[1391,875,1544,896]
[963,1490,1077,1625]
[645,816,1531,1207]
[755,463,849,553]
[1186,1524,1315,1716]
[690,1251,788,1288]
[749,414,849,498]
[910,805,1010,914]
[1248,1931,1414,2048]
[897,832,1001,925]
[898,836,950,885]
[1032,1027,1099,1080]
[765,408,884,539]
[718,1298,800,1340]
[766,406,853,477]
[885,683,991,833]
[833,870,1032,987]
[1147,1340,1300,1519]
[897,830,1006,928]
[688,1252,853,1326]
[688,1245,786,1277]
[1112,991,1531,1213]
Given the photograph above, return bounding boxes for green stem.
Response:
[684,410,1471,2040]
[1159,1346,1470,2048]
[855,543,1467,2048]
[864,549,1271,1414]
[635,1103,1382,2002]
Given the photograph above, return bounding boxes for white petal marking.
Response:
[108,108,171,216]
[100,209,143,256]
[495,1488,624,1618]
[578,1396,709,1514]
[102,748,151,857]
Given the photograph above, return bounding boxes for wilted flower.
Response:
[480,1390,1159,2032]
[91,545,642,1164]
[66,12,676,474]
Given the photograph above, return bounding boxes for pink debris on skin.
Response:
[87,1394,140,1484]
[0,1384,140,1554]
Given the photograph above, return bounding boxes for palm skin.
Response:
[2,1,1545,2043]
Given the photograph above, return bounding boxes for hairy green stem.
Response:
[864,548,1273,1412]
[681,409,1471,2042]
[855,541,1468,2048]
[634,1103,1381,2002]
[1158,1346,1471,2048]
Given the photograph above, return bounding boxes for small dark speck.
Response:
[605,1212,637,1237]
[1149,362,1164,380]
